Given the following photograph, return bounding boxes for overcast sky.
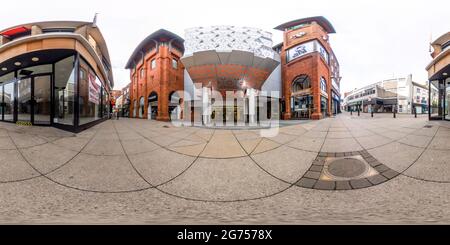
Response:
[1,0,448,93]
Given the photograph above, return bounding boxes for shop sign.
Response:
[287,41,314,62]
[88,74,100,104]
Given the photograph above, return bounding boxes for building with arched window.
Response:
[126,29,185,121]
[126,16,341,123]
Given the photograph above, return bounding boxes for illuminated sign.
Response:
[286,41,314,62]
[287,40,329,64]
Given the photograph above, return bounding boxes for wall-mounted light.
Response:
[32,57,39,62]
[14,62,22,66]
[1,67,7,71]
[443,73,448,76]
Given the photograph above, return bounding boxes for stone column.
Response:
[202,86,210,125]
[248,88,257,125]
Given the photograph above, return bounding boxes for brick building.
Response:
[126,16,340,123]
[125,29,185,121]
[274,16,341,120]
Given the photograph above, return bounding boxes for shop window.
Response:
[78,59,102,125]
[320,77,327,92]
[139,96,145,118]
[54,56,76,125]
[0,73,15,122]
[172,59,178,69]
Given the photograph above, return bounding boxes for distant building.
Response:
[343,75,429,114]
[120,83,130,117]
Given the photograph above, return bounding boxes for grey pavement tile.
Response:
[309,165,324,172]
[314,180,336,190]
[367,174,389,185]
[350,179,372,189]
[304,171,321,180]
[404,149,450,182]
[251,146,317,183]
[335,181,352,190]
[381,169,400,179]
[295,178,317,188]
[374,164,390,173]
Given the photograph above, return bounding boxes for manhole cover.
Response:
[328,158,368,178]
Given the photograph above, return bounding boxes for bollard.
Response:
[414,108,417,118]
[350,110,353,115]
[371,111,374,117]
[358,109,360,117]
[393,111,396,118]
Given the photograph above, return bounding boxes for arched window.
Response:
[320,77,327,92]
[148,92,158,120]
[139,96,145,118]
[292,75,311,93]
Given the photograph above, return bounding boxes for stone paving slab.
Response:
[0,150,38,182]
[158,157,290,201]
[0,116,449,224]
[368,142,423,173]
[200,131,247,158]
[129,148,196,186]
[21,143,79,173]
[286,137,324,152]
[404,149,450,182]
[47,153,149,192]
[251,146,316,183]
[321,138,363,153]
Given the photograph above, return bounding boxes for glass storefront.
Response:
[1,73,16,122]
[17,78,32,122]
[79,58,105,125]
[54,56,76,125]
[0,52,111,131]
[321,96,328,118]
[291,95,313,119]
[446,79,450,120]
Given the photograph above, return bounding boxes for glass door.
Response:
[17,78,32,122]
[33,75,52,125]
[3,82,15,122]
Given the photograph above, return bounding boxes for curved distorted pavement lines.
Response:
[0,113,449,205]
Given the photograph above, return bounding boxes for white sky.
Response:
[1,0,449,93]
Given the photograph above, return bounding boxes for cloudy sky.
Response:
[1,0,448,93]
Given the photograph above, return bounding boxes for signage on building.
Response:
[290,32,306,39]
[88,74,100,104]
[286,41,314,62]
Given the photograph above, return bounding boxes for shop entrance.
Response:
[2,73,52,125]
[291,95,313,119]
[148,92,158,120]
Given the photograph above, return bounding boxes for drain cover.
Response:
[424,125,433,128]
[328,158,368,178]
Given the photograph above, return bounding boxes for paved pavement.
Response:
[0,113,449,224]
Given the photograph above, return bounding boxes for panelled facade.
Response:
[126,16,341,123]
[0,21,114,132]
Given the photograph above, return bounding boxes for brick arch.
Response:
[147,91,158,120]
[291,74,312,93]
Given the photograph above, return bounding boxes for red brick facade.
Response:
[278,17,339,120]
[127,30,185,121]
